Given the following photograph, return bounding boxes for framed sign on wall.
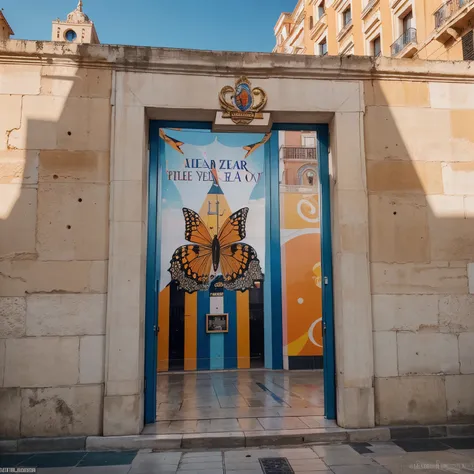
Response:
[206,314,229,333]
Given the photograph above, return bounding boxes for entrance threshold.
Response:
[87,425,381,451]
[144,368,332,447]
[154,369,324,424]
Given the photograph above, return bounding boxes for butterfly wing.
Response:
[183,208,213,247]
[243,132,271,158]
[217,207,248,247]
[169,244,213,293]
[220,243,263,292]
[159,129,185,154]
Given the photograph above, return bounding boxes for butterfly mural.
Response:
[169,207,263,293]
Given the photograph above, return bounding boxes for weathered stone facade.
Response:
[0,51,111,437]
[365,78,474,425]
[0,40,473,437]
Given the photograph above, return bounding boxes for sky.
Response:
[2,0,297,52]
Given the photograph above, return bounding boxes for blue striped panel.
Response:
[263,138,273,369]
[223,290,237,369]
[269,133,283,370]
[197,291,210,370]
[317,126,337,419]
[210,333,224,369]
[144,121,160,424]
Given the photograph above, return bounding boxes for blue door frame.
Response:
[144,121,336,424]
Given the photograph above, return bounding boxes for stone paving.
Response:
[2,439,474,473]
[147,370,325,435]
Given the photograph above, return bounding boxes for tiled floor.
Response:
[2,440,474,473]
[145,369,327,434]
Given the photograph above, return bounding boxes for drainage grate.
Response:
[259,457,294,473]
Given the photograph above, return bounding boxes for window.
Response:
[319,39,328,55]
[462,30,474,60]
[64,29,77,42]
[402,10,413,33]
[342,7,352,27]
[309,15,314,29]
[301,169,317,186]
[372,36,381,56]
[302,135,316,148]
[318,1,325,18]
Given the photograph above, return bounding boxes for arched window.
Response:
[305,170,315,186]
[297,165,318,186]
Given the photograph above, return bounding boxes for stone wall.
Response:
[364,79,474,425]
[0,62,112,437]
[0,41,473,437]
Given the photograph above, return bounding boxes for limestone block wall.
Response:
[364,79,474,425]
[0,63,112,437]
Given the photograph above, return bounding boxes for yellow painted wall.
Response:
[352,0,365,55]
[275,0,469,60]
[379,0,394,56]
[327,9,338,55]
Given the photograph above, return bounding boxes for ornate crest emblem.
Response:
[219,76,267,125]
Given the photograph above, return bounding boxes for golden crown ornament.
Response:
[219,76,268,125]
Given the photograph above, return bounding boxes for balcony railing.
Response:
[391,27,417,56]
[281,146,317,160]
[434,0,469,28]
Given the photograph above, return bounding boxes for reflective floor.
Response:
[144,369,328,434]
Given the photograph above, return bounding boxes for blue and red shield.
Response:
[234,82,253,112]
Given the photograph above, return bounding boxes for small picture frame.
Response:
[206,314,229,333]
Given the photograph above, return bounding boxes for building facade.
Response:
[274,0,474,60]
[0,40,474,438]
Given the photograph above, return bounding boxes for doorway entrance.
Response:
[144,122,335,426]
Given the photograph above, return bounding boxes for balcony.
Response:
[433,0,474,42]
[310,14,328,40]
[337,20,353,42]
[391,27,417,57]
[281,146,317,161]
[361,0,380,19]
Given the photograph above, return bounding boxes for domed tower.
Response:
[52,1,99,44]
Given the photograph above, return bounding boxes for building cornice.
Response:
[337,21,353,42]
[364,10,381,35]
[0,40,473,83]
[274,13,292,34]
[310,15,328,40]
[361,0,381,19]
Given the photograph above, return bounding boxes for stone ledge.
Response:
[18,436,86,452]
[2,424,474,453]
[0,40,473,83]
[0,440,17,453]
[182,432,245,449]
[86,434,182,451]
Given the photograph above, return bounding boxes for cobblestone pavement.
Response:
[1,439,474,473]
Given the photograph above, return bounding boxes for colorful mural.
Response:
[157,129,268,371]
[281,191,323,364]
